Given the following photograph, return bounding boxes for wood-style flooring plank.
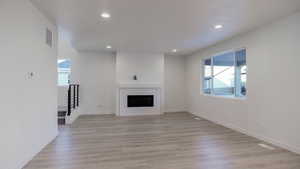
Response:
[24,112,300,169]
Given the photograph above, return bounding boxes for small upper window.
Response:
[57,59,71,86]
[203,49,247,98]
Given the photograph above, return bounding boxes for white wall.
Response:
[116,52,164,84]
[58,86,68,107]
[60,50,188,115]
[57,35,81,121]
[164,55,186,112]
[185,12,300,154]
[77,52,116,115]
[0,1,58,169]
[58,35,81,85]
[58,35,82,109]
[58,38,116,115]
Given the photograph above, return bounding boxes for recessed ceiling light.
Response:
[214,24,223,29]
[101,12,111,19]
[172,49,177,53]
[106,45,112,49]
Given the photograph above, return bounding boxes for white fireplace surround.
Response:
[117,83,162,116]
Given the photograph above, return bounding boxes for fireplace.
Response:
[127,95,154,107]
[117,86,162,116]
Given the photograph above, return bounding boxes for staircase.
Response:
[58,84,80,125]
[58,106,67,125]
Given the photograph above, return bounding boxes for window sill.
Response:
[202,94,247,100]
[58,85,69,87]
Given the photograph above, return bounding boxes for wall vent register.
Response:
[127,95,154,107]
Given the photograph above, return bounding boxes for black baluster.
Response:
[68,85,71,116]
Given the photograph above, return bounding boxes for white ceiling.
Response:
[32,0,300,55]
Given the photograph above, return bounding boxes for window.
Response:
[203,49,247,97]
[58,59,71,86]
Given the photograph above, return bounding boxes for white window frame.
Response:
[202,48,247,99]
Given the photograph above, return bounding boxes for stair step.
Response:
[58,111,67,117]
[58,118,66,125]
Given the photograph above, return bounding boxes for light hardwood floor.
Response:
[24,112,300,169]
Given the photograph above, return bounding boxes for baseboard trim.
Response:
[164,110,188,113]
[188,112,300,155]
[84,112,115,115]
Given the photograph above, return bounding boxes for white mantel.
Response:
[116,83,162,116]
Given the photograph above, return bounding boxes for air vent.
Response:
[46,28,53,47]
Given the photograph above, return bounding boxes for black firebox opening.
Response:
[127,95,154,107]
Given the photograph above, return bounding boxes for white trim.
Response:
[211,56,214,95]
[164,110,188,113]
[57,84,69,87]
[118,87,162,116]
[66,107,81,124]
[201,93,247,100]
[201,47,247,98]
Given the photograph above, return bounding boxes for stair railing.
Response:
[68,84,80,116]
